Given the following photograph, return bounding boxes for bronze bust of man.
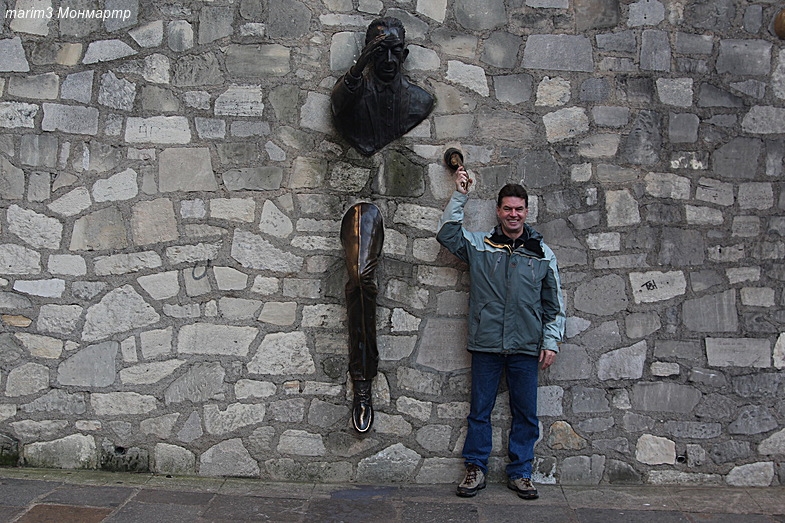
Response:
[331,17,435,156]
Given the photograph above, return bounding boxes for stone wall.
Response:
[1,0,784,486]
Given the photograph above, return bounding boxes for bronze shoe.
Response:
[352,380,373,433]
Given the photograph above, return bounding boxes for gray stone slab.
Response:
[105,501,204,523]
[523,35,594,72]
[42,484,134,507]
[0,478,61,506]
[304,498,400,523]
[575,508,689,522]
[204,494,308,521]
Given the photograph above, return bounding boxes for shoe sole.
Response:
[456,482,485,497]
[508,483,538,500]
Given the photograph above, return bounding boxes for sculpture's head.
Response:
[366,17,408,83]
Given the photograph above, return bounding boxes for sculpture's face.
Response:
[372,26,406,82]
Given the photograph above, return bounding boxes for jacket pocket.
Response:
[471,301,504,348]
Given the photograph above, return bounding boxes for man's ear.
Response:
[402,48,409,61]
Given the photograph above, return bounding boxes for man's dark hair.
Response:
[497,183,529,208]
[366,17,405,45]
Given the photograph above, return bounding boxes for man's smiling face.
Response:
[496,196,528,240]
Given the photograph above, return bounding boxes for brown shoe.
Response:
[456,464,486,497]
[508,477,538,500]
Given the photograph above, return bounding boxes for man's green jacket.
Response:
[436,191,566,356]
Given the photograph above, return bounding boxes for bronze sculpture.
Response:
[340,202,384,432]
[331,17,435,156]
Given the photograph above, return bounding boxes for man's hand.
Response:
[539,349,556,370]
[454,166,472,194]
[350,34,387,78]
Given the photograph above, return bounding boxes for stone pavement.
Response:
[0,468,784,523]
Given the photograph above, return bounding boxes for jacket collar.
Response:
[486,224,545,258]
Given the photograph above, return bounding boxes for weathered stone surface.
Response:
[177,323,257,357]
[597,341,647,380]
[23,434,97,469]
[0,37,30,71]
[726,461,774,487]
[92,392,157,415]
[22,389,86,415]
[712,137,762,179]
[454,0,506,30]
[82,286,159,342]
[120,360,185,385]
[154,443,195,475]
[630,271,686,303]
[706,338,771,368]
[623,110,661,165]
[683,290,738,332]
[356,443,421,483]
[5,362,49,397]
[277,429,326,456]
[231,230,303,272]
[523,35,594,72]
[574,275,627,315]
[41,103,99,135]
[57,341,118,387]
[559,454,605,485]
[70,207,128,251]
[164,362,225,405]
[247,331,315,375]
[204,403,266,435]
[225,44,290,77]
[636,434,675,465]
[199,439,259,477]
[631,382,702,413]
[542,107,589,143]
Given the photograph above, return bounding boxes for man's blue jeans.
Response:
[462,351,540,480]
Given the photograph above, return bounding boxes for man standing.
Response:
[330,17,434,156]
[436,166,565,500]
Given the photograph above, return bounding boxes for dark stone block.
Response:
[710,440,752,464]
[712,137,762,179]
[659,227,705,266]
[616,76,654,104]
[733,373,784,399]
[217,142,260,165]
[321,356,347,380]
[481,31,522,69]
[606,459,642,484]
[623,110,661,165]
[267,0,311,39]
[698,83,743,108]
[624,226,656,250]
[240,0,265,21]
[475,165,513,199]
[517,150,561,188]
[172,53,224,87]
[0,433,19,466]
[100,444,150,473]
[596,30,636,52]
[373,150,425,198]
[574,0,620,32]
[544,189,583,216]
[644,203,682,224]
[686,0,736,31]
[729,405,778,435]
[0,334,24,371]
[580,78,611,102]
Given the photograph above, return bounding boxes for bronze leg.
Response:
[340,202,384,432]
